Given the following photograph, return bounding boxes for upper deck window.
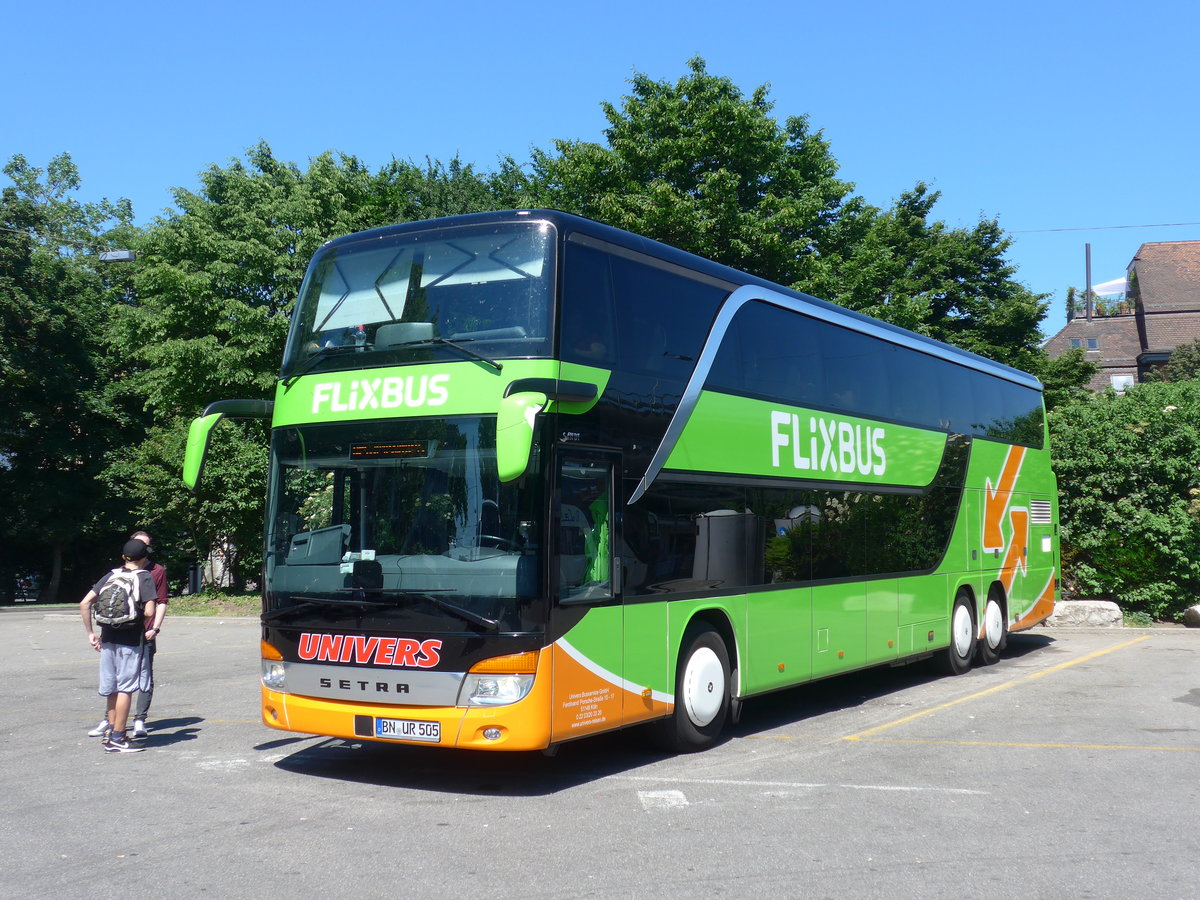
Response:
[560,238,731,375]
[708,299,1045,448]
[283,221,555,377]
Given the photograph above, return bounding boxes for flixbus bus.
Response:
[183,209,1058,753]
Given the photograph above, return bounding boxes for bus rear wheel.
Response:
[938,592,976,676]
[651,624,730,753]
[976,593,1007,666]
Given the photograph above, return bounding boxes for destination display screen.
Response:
[349,440,429,459]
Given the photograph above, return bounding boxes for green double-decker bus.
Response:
[184,209,1058,752]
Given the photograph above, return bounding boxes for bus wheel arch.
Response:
[976,582,1008,666]
[651,613,735,752]
[939,588,977,676]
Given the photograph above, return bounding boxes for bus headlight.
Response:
[458,673,535,707]
[262,661,287,691]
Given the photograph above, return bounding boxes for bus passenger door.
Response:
[550,453,626,742]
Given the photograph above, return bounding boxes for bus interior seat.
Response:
[286,523,350,565]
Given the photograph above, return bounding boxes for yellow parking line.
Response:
[1023,635,1151,678]
[843,635,1151,742]
[844,737,1200,752]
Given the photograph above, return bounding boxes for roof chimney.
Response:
[1085,243,1093,321]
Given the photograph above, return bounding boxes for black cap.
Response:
[122,539,149,561]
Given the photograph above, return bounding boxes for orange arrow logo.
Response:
[999,507,1029,593]
[983,446,1025,550]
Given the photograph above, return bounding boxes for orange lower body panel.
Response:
[261,651,556,752]
[547,641,672,744]
[1010,571,1056,633]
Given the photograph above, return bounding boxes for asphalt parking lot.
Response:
[3,606,1198,899]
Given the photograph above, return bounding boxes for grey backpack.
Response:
[94,568,143,627]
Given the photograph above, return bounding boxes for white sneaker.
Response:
[87,719,111,738]
[132,719,148,739]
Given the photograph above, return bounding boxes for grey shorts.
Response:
[98,643,151,696]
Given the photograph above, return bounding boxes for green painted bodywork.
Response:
[561,384,1058,703]
[496,391,548,482]
[271,359,607,427]
[186,338,1056,715]
[668,391,947,487]
[262,355,1057,704]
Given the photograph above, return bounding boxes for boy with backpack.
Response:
[79,539,158,753]
[86,529,168,739]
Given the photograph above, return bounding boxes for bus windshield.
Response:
[265,417,544,633]
[282,220,555,377]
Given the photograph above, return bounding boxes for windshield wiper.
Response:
[263,596,392,623]
[264,591,501,633]
[398,337,502,371]
[281,344,366,389]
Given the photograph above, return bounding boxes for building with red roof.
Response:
[1044,241,1200,391]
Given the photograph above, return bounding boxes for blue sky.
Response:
[5,0,1198,336]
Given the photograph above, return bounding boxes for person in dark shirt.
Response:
[129,529,168,736]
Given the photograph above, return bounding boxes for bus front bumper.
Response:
[261,660,555,752]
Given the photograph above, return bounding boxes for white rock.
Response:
[1044,600,1123,627]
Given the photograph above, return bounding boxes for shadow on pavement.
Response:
[271,631,1062,796]
[273,726,667,796]
[137,716,204,747]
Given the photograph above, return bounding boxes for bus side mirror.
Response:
[496,391,548,482]
[183,412,224,492]
[182,399,274,492]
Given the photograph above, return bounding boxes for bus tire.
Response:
[652,624,730,753]
[976,591,1007,666]
[939,591,976,676]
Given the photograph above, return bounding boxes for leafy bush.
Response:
[1050,380,1200,620]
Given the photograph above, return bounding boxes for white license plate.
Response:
[375,718,440,743]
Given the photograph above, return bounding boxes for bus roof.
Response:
[321,210,1043,392]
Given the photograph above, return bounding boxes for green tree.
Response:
[530,57,855,289]
[1065,286,1081,322]
[1158,338,1200,383]
[1050,381,1200,619]
[0,153,136,601]
[107,144,380,587]
[529,58,1087,391]
[1035,347,1097,411]
[811,185,1051,371]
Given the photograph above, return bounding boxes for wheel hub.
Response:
[682,646,725,727]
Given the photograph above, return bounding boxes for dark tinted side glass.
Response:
[819,323,892,420]
[708,300,1044,448]
[559,241,618,367]
[561,241,728,377]
[621,434,968,596]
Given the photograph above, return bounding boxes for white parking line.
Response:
[638,789,690,810]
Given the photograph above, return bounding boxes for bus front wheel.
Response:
[939,592,976,676]
[652,625,730,752]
